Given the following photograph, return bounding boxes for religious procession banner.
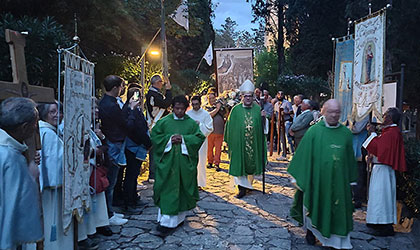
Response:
[215,48,253,95]
[62,50,94,232]
[333,36,354,123]
[352,10,386,122]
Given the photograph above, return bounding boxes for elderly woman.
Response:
[37,102,74,250]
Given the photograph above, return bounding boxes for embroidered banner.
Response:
[62,50,94,232]
[334,36,354,123]
[352,11,386,122]
[215,48,253,95]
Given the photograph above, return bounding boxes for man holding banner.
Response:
[363,107,407,236]
[146,74,172,183]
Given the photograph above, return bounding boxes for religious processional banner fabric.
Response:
[334,36,354,123]
[215,48,253,95]
[62,51,94,232]
[352,11,386,122]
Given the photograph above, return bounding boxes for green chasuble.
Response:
[288,119,358,238]
[224,103,266,176]
[151,114,205,215]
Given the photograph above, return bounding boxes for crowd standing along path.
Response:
[93,153,419,250]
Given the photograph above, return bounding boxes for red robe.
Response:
[366,125,406,172]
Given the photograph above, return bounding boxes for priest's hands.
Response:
[163,76,172,90]
[171,134,182,144]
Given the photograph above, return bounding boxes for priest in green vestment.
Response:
[288,99,357,249]
[151,95,205,236]
[224,80,268,198]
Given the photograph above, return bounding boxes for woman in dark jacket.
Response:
[121,83,152,211]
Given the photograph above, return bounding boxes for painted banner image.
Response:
[215,48,253,95]
[62,51,94,232]
[353,12,386,122]
[334,37,354,123]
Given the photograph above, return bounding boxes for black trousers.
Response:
[148,148,155,179]
[124,149,143,206]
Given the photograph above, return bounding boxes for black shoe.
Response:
[78,238,99,250]
[235,186,246,199]
[156,225,174,238]
[215,165,221,172]
[96,226,113,236]
[305,230,316,245]
[207,163,214,169]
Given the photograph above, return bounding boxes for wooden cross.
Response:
[0,29,56,250]
[0,29,55,102]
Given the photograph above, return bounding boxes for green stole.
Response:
[224,103,266,176]
[288,120,358,238]
[151,114,205,215]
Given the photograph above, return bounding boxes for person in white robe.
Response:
[187,95,213,188]
[37,102,74,250]
[362,108,407,237]
[0,97,43,250]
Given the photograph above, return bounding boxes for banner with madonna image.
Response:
[333,36,354,123]
[352,10,386,122]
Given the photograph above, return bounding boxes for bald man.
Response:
[288,99,358,249]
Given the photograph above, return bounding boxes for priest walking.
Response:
[187,96,213,188]
[151,95,205,236]
[288,99,358,249]
[224,80,268,198]
[363,107,406,236]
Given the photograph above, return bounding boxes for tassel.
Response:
[50,225,57,242]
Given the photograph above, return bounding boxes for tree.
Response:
[248,0,286,76]
[0,14,71,89]
[215,17,238,48]
[1,0,216,95]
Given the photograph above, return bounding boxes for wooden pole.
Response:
[280,108,287,155]
[161,0,169,80]
[269,114,274,156]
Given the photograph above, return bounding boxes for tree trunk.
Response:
[277,1,285,76]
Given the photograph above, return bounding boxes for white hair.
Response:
[0,97,37,130]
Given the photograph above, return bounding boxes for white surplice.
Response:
[363,133,397,224]
[186,108,213,187]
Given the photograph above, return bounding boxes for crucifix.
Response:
[0,29,55,250]
[0,29,55,102]
[0,29,55,158]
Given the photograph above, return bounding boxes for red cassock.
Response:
[366,126,407,172]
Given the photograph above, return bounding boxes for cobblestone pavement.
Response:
[93,153,419,250]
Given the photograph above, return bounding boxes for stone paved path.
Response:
[93,153,419,249]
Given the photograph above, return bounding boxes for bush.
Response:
[0,13,70,88]
[276,74,330,101]
[396,137,420,217]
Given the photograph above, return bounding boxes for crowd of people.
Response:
[0,74,407,250]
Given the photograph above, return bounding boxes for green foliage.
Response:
[215,17,238,48]
[169,69,215,96]
[397,137,420,216]
[254,49,278,91]
[0,13,71,88]
[277,75,330,100]
[1,0,215,93]
[214,17,265,50]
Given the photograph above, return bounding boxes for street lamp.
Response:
[149,50,160,56]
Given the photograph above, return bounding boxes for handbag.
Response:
[89,164,109,194]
